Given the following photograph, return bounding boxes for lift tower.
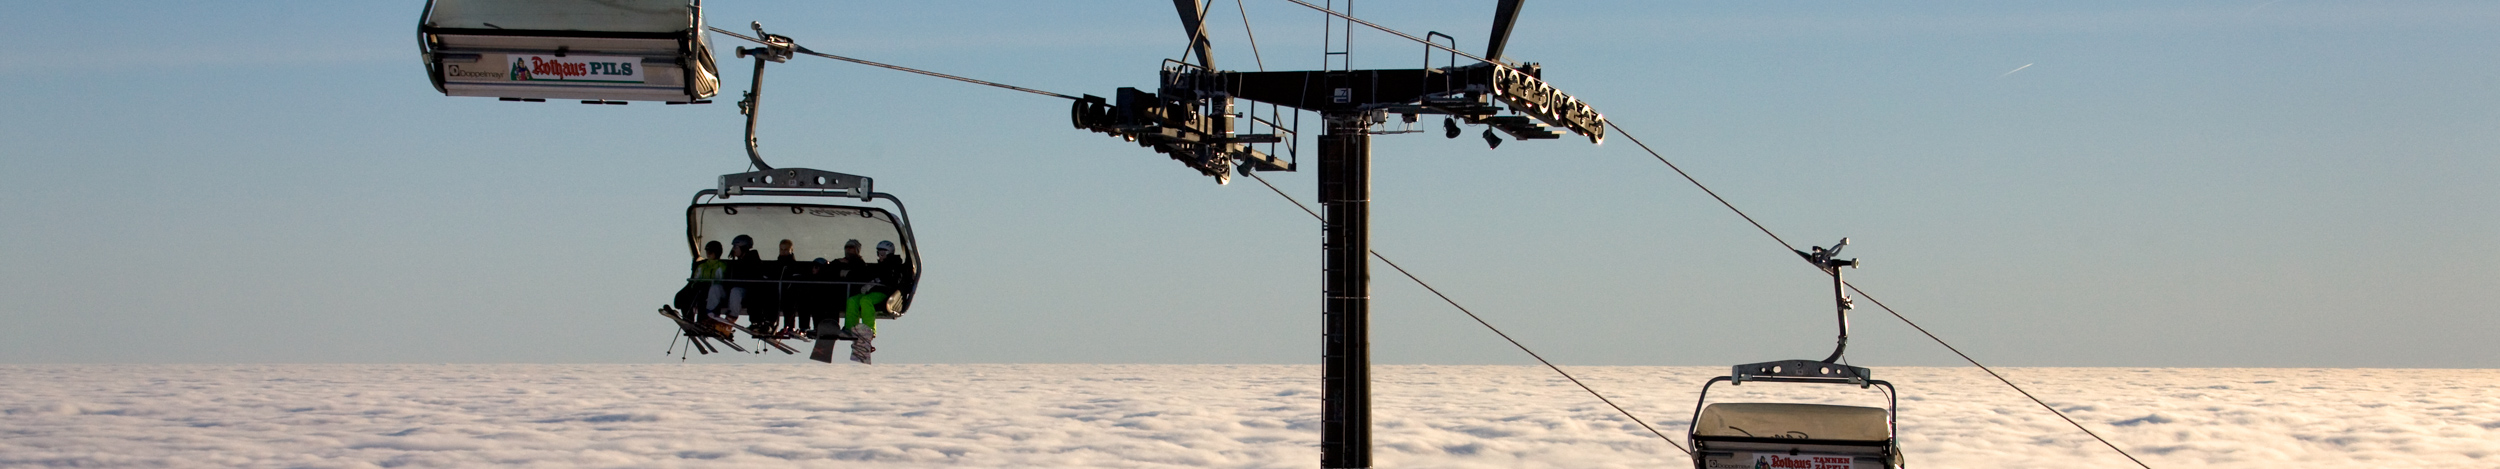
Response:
[1073,2,1605,467]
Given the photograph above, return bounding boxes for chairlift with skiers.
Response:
[662,167,921,363]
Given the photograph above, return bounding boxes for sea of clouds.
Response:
[2,364,2493,468]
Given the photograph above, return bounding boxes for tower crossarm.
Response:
[1072,62,1606,182]
[1214,63,1602,144]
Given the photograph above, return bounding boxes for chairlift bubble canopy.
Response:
[418,0,720,102]
[689,168,922,317]
[688,205,903,262]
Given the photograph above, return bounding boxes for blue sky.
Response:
[1,1,2492,367]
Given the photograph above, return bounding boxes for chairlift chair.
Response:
[1686,239,1904,468]
[682,167,923,324]
[1688,361,1902,469]
[418,0,721,103]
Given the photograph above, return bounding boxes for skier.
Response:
[841,240,905,363]
[677,240,729,324]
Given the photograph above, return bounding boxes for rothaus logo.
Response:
[1753,454,1854,469]
[506,55,644,83]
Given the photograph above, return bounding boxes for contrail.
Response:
[1999,63,2034,78]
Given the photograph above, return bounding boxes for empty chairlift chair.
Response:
[1686,239,1903,468]
[1686,362,1903,469]
[418,0,720,103]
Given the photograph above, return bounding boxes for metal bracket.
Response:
[732,22,797,170]
[1796,238,1860,363]
[735,22,795,63]
[717,167,874,201]
[1730,359,1874,387]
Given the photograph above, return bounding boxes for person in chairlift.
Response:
[870,240,904,295]
[840,241,901,343]
[688,240,729,324]
[790,257,832,337]
[724,235,760,329]
[826,239,868,340]
[764,239,798,337]
[836,240,903,362]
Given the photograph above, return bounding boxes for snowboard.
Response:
[849,328,875,364]
[809,330,841,363]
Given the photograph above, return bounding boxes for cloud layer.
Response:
[2,365,2492,468]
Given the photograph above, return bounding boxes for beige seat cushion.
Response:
[1693,403,1890,441]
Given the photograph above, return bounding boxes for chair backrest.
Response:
[1693,402,1891,442]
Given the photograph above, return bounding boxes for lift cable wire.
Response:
[709,26,1082,101]
[1248,173,1694,456]
[1280,0,1510,71]
[1607,123,2154,469]
[1272,2,2153,465]
[1847,283,2155,469]
[1602,124,1796,252]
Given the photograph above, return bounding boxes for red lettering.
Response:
[525,57,590,79]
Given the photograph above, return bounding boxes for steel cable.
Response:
[710,26,1082,100]
[1847,284,2155,469]
[1279,0,1512,72]
[1248,173,1694,456]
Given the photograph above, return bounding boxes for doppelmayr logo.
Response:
[506,55,644,83]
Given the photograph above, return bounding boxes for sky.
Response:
[0,1,2492,368]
